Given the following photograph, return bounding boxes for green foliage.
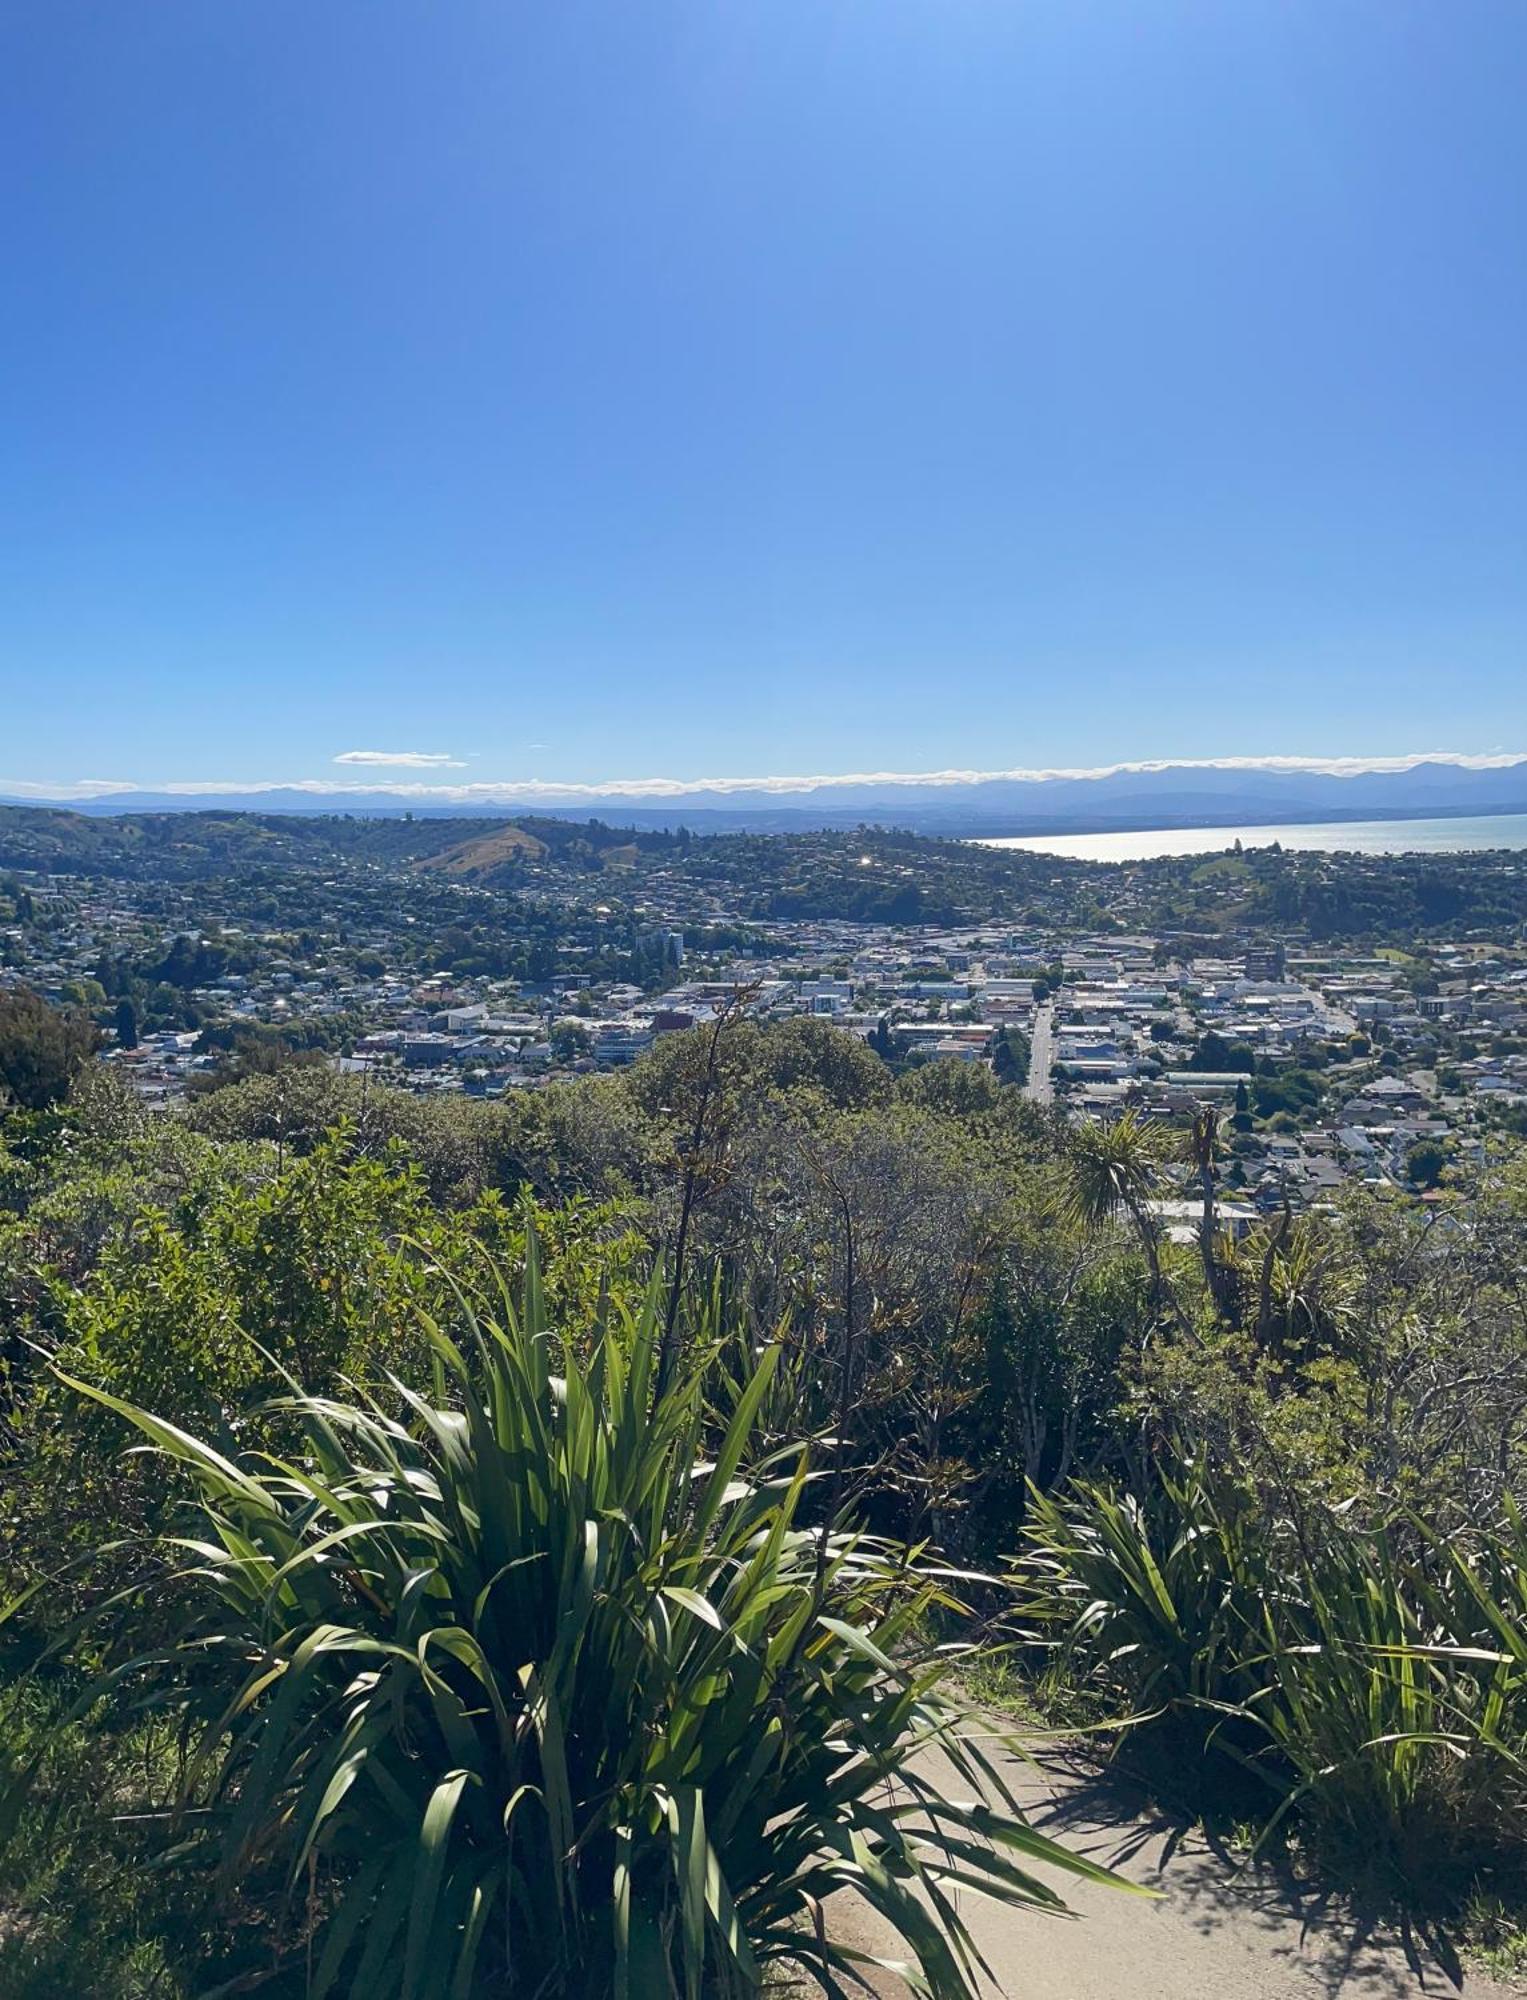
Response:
[1063,1110,1171,1317]
[1405,1136,1451,1188]
[2,1131,648,1609]
[1022,1462,1268,1733]
[1252,1067,1323,1120]
[185,1068,526,1205]
[0,1683,201,1998]
[896,1056,1002,1119]
[969,1227,1143,1509]
[6,1251,1119,1998]
[53,1134,464,1422]
[992,1024,1031,1088]
[8,994,1527,1968]
[0,986,99,1111]
[625,1013,892,1126]
[548,1016,592,1060]
[1021,1456,1527,1903]
[1187,1031,1255,1074]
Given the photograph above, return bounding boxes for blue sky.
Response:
[3,1,1525,796]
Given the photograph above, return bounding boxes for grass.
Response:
[952,1635,1113,1738]
[1463,1892,1527,1983]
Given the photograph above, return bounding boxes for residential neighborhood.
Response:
[5,826,1524,1215]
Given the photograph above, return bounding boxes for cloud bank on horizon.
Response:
[1,749,1525,803]
[332,750,467,768]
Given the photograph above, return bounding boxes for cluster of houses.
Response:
[7,868,1526,1215]
[1047,940,1527,1210]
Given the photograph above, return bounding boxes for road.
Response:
[1025,1000,1056,1106]
[829,1741,1518,2000]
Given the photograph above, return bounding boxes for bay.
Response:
[976,813,1527,863]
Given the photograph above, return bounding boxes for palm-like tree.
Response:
[1186,1104,1230,1317]
[1242,1204,1355,1352]
[1066,1110,1169,1319]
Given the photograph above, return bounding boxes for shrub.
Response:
[0,987,100,1114]
[1020,1460,1273,1750]
[6,1243,1117,1998]
[1248,1527,1481,1894]
[1021,1457,1527,1904]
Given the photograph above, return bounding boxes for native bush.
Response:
[1021,1455,1527,1903]
[4,1242,1121,1998]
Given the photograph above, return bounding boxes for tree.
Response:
[626,1012,889,1128]
[1187,1105,1233,1318]
[898,1057,1001,1119]
[114,997,138,1050]
[549,1019,593,1062]
[1188,1031,1255,1074]
[1405,1138,1449,1190]
[992,1025,1031,1088]
[0,986,99,1111]
[1066,1111,1171,1322]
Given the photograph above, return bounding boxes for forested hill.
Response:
[0,801,1524,940]
[0,806,713,883]
[0,805,489,876]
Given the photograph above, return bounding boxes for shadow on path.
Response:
[829,1740,1519,2000]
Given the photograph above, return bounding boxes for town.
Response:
[4,808,1525,1219]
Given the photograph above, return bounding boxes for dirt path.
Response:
[831,1742,1521,2000]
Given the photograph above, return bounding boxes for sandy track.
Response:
[829,1742,1521,2000]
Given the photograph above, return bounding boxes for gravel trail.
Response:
[830,1743,1521,2000]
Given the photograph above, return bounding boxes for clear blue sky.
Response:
[3,1,1526,795]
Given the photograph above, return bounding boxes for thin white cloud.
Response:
[4,749,1526,805]
[333,750,466,769]
[0,778,141,798]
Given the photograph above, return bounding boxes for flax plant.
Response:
[6,1240,1121,1998]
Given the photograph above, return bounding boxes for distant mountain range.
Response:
[7,757,1527,837]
